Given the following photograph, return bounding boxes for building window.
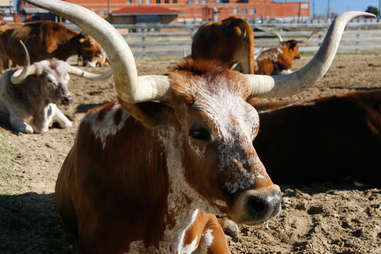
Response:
[146,0,150,3]
[301,3,308,9]
[165,0,169,3]
[250,8,256,14]
[217,0,229,3]
[187,0,192,4]
[156,0,160,3]
[195,0,199,4]
[202,0,206,3]
[127,0,132,3]
[173,0,177,3]
[233,8,237,15]
[241,8,247,14]
[138,0,142,4]
[99,9,105,16]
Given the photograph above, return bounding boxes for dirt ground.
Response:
[0,54,380,254]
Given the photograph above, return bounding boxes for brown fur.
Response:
[191,17,255,74]
[0,21,105,71]
[252,89,381,186]
[255,40,301,75]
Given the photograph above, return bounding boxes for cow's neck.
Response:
[156,127,220,252]
[87,105,216,252]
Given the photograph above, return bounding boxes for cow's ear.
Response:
[119,99,176,128]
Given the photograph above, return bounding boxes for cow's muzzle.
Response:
[229,185,282,225]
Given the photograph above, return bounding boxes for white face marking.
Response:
[87,104,129,149]
[189,81,259,194]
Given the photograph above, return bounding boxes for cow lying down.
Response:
[0,41,111,134]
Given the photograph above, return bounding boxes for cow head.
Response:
[11,40,112,105]
[75,32,107,67]
[158,59,282,223]
[26,0,375,225]
[281,39,301,60]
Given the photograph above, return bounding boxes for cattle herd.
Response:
[0,0,379,253]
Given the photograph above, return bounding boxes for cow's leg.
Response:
[9,114,33,134]
[51,104,72,129]
[32,103,56,133]
[183,211,231,254]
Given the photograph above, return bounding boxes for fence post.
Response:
[142,34,146,56]
[355,25,360,54]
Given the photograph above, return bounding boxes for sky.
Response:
[276,0,381,17]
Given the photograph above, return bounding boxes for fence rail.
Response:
[65,21,381,57]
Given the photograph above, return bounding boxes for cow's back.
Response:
[191,17,254,73]
[255,90,381,186]
[0,21,76,67]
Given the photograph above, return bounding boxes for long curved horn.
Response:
[67,65,113,79]
[11,40,37,85]
[246,11,375,98]
[26,0,170,103]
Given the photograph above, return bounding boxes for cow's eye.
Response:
[189,126,211,141]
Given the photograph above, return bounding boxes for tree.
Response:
[365,6,380,17]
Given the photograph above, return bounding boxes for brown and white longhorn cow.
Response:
[0,41,109,134]
[255,31,315,75]
[26,0,373,253]
[191,16,255,74]
[252,89,381,187]
[0,20,107,71]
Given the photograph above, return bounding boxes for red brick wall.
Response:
[24,0,310,21]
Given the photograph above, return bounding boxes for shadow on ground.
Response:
[0,192,78,254]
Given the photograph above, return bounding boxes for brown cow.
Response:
[0,20,107,70]
[255,31,315,75]
[253,89,381,187]
[191,16,255,74]
[26,0,373,253]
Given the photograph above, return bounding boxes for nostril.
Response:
[246,196,268,220]
[246,192,282,222]
[63,97,73,104]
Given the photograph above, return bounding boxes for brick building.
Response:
[19,0,310,23]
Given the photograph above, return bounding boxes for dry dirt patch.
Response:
[0,54,380,253]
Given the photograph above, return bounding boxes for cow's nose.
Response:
[62,96,73,105]
[246,189,282,221]
[229,185,282,224]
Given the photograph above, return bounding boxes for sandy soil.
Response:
[0,54,380,254]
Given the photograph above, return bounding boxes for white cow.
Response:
[0,41,111,133]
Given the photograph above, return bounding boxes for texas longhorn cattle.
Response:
[26,0,373,253]
[191,16,255,74]
[0,40,111,134]
[0,20,107,71]
[252,89,381,187]
[254,31,315,75]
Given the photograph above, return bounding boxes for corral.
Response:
[0,52,380,253]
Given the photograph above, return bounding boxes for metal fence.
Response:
[66,20,381,57]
